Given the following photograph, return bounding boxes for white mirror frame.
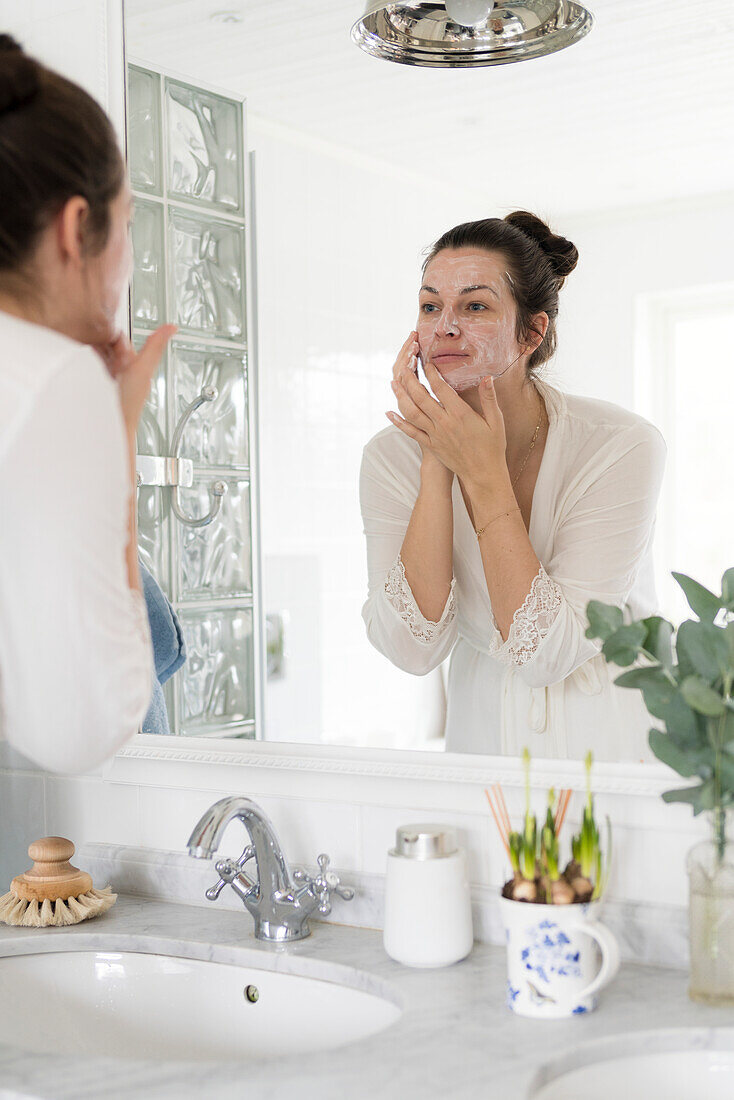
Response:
[111,735,676,806]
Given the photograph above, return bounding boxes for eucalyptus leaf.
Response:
[601,622,647,666]
[680,675,727,717]
[615,668,701,741]
[642,616,674,668]
[665,724,712,764]
[662,780,716,814]
[676,620,729,683]
[585,601,624,643]
[722,568,734,609]
[648,729,713,778]
[614,666,668,690]
[675,621,697,681]
[726,622,734,666]
[672,572,722,622]
[723,710,734,745]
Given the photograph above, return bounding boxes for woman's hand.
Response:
[387,360,510,496]
[95,325,176,595]
[390,331,422,442]
[389,331,452,484]
[391,330,420,386]
[95,325,176,435]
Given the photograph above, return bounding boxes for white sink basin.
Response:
[0,949,401,1062]
[529,1028,734,1100]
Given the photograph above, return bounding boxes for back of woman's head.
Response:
[0,35,124,285]
[424,211,579,375]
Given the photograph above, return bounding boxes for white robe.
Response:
[360,378,667,762]
[0,312,152,774]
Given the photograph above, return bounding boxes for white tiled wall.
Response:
[0,738,708,930]
[0,760,45,894]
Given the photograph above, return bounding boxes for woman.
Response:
[360,212,666,761]
[0,37,174,772]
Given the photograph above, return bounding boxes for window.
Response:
[636,285,734,624]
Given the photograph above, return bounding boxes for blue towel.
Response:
[139,561,187,736]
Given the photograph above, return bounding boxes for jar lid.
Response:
[391,824,458,860]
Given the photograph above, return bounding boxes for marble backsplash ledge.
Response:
[78,843,689,972]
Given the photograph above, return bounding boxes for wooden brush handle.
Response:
[11,836,93,903]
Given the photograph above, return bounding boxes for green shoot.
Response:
[592,814,613,901]
[572,752,602,885]
[508,831,522,875]
[518,747,538,880]
[541,788,560,882]
[523,747,532,819]
[520,814,537,881]
[542,822,560,882]
[577,796,600,879]
[545,787,557,834]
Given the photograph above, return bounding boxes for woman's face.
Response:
[80,184,134,346]
[417,247,523,392]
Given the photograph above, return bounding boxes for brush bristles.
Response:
[0,886,117,928]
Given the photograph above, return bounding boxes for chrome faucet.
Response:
[187,796,354,943]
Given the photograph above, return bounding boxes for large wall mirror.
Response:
[124,0,734,763]
[80,2,734,763]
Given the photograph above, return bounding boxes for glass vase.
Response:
[687,809,734,1005]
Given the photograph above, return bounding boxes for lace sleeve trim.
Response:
[384,554,457,645]
[488,564,563,667]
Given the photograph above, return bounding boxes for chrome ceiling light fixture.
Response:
[351,1,593,68]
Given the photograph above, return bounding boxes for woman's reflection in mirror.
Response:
[360,213,666,760]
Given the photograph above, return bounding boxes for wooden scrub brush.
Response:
[0,837,116,928]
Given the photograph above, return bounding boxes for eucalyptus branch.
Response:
[637,647,678,686]
[587,567,734,856]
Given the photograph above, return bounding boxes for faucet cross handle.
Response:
[205,843,256,901]
[311,853,355,916]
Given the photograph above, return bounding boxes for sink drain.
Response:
[244,984,259,1004]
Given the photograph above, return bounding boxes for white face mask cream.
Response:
[416,248,524,392]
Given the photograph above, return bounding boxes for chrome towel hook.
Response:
[170,386,228,528]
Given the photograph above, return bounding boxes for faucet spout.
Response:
[187,795,293,900]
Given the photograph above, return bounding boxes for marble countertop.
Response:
[0,895,732,1100]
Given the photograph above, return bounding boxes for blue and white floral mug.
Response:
[499,897,620,1018]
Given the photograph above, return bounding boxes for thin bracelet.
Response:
[475,506,521,541]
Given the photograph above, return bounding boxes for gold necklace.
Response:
[511,394,545,490]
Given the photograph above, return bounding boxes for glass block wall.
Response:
[128,62,259,739]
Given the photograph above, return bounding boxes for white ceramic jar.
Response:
[383,824,473,968]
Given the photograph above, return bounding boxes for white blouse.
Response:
[360,378,667,761]
[0,312,152,774]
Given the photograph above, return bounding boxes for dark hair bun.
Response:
[504,210,579,280]
[0,36,41,117]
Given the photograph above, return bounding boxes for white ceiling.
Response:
[125,0,734,215]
